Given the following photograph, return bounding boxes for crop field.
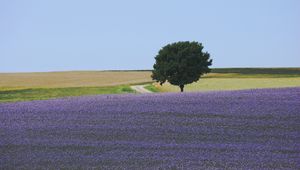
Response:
[0,68,299,102]
[156,77,300,92]
[1,87,299,169]
[0,71,152,90]
[0,71,151,102]
[156,68,300,92]
[211,67,300,75]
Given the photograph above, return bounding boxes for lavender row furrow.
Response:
[1,87,300,169]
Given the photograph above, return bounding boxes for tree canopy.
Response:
[152,41,212,92]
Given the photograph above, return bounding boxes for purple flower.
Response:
[1,87,300,169]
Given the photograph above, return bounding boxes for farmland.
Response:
[156,77,300,92]
[1,87,299,169]
[0,71,151,102]
[0,71,152,89]
[0,85,134,102]
[156,68,300,92]
[0,68,300,102]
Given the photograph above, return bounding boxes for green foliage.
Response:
[152,41,212,92]
[0,85,134,102]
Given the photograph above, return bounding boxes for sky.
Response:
[1,0,299,72]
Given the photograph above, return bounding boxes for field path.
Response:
[131,85,153,93]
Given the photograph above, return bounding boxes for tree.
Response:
[152,41,212,92]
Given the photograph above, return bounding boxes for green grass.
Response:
[0,85,134,102]
[144,84,160,92]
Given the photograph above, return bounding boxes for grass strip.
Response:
[144,84,160,92]
[0,85,134,103]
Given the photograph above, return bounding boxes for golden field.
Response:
[0,71,152,90]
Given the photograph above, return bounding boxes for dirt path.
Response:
[131,85,153,93]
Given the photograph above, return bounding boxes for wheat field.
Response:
[0,71,152,90]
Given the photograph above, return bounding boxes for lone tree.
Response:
[152,41,212,92]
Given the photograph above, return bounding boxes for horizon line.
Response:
[1,67,300,74]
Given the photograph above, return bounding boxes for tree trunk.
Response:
[180,85,184,92]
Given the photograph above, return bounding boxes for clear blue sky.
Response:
[1,0,299,72]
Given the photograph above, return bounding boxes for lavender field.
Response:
[1,87,300,169]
